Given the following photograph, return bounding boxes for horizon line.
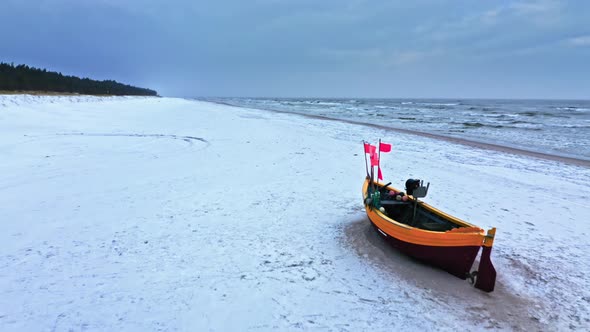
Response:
[183,95,590,102]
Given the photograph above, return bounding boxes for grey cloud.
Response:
[2,0,589,98]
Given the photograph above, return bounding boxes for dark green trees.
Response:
[0,62,158,96]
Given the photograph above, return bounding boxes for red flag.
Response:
[377,167,383,180]
[370,151,379,166]
[364,143,376,154]
[379,142,392,153]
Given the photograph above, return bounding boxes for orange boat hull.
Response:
[363,178,496,291]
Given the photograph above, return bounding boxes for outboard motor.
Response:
[405,179,430,225]
[405,179,421,196]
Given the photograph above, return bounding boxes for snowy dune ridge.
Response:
[0,95,589,331]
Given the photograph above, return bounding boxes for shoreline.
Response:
[209,100,590,168]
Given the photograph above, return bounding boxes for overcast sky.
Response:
[2,0,589,99]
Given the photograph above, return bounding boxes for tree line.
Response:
[0,62,158,96]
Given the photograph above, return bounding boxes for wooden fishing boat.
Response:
[362,177,497,292]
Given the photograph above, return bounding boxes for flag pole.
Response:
[378,139,382,167]
[370,161,375,193]
[378,139,382,185]
[371,140,376,193]
[363,140,369,178]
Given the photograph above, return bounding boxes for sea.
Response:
[206,98,590,162]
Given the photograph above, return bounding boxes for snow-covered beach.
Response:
[1,95,589,330]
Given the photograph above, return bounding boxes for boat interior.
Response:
[369,180,461,232]
[380,200,459,231]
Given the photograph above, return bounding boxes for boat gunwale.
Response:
[363,178,481,231]
[363,178,489,247]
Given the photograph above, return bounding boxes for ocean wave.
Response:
[553,124,590,129]
[507,120,535,124]
[312,101,341,106]
[468,106,495,110]
[461,122,504,128]
[510,123,544,130]
[459,121,544,130]
[215,97,588,160]
[479,113,517,118]
[521,111,571,118]
[417,102,459,106]
[556,106,590,112]
[411,103,457,110]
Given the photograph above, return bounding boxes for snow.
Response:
[1,95,589,331]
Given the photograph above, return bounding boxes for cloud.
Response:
[2,0,589,98]
[509,0,560,14]
[567,35,590,47]
[385,51,427,66]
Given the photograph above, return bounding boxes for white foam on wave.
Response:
[557,107,590,112]
[417,102,459,106]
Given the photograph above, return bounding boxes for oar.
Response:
[474,228,497,292]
